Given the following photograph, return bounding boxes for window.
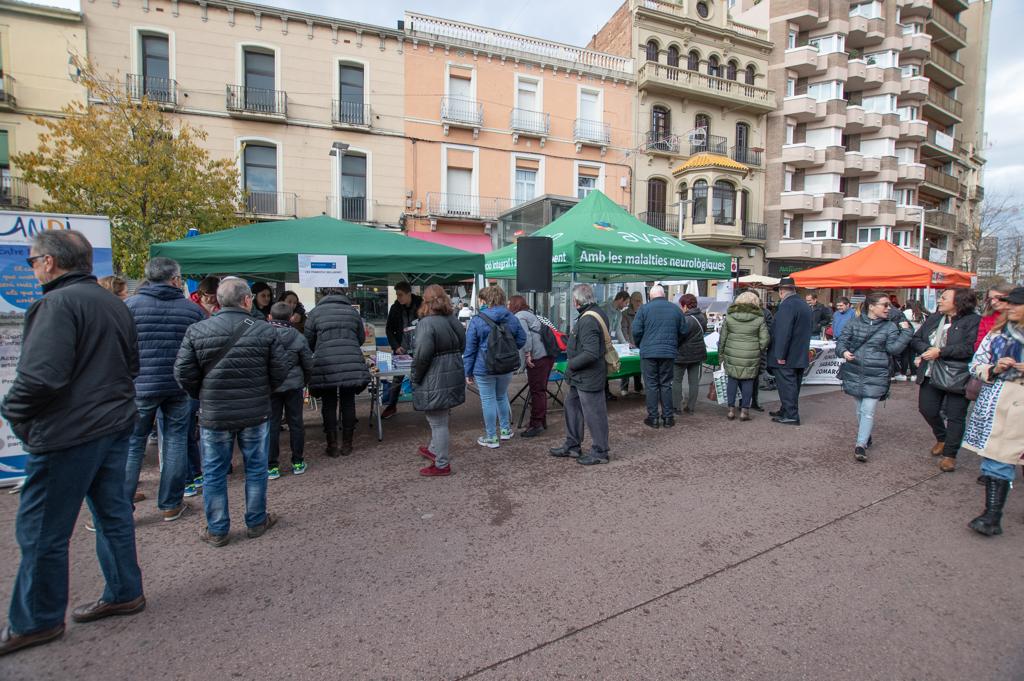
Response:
[687,50,700,71]
[339,152,367,221]
[696,1,709,18]
[515,168,537,204]
[892,230,912,248]
[808,34,845,55]
[807,80,843,102]
[785,79,796,97]
[894,188,915,205]
[0,130,10,200]
[805,173,840,194]
[338,64,365,125]
[579,88,600,122]
[850,1,883,19]
[736,122,750,150]
[803,219,838,240]
[785,124,795,145]
[650,106,671,149]
[784,170,794,192]
[726,60,738,81]
[901,65,921,78]
[857,226,885,243]
[707,55,720,78]
[667,46,679,68]
[859,181,894,201]
[243,142,278,213]
[864,50,899,69]
[516,77,539,112]
[897,105,920,121]
[745,65,756,85]
[901,22,925,35]
[646,40,659,63]
[712,181,736,224]
[860,138,895,158]
[783,217,792,239]
[692,180,708,223]
[895,147,916,164]
[140,33,170,101]
[647,179,668,220]
[445,166,473,215]
[243,48,276,111]
[805,127,843,149]
[694,113,710,134]
[862,94,898,114]
[787,31,797,49]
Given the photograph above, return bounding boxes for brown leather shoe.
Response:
[132,491,146,503]
[162,504,189,522]
[246,512,278,539]
[0,623,64,656]
[930,441,945,456]
[199,527,229,547]
[71,594,146,624]
[939,456,957,472]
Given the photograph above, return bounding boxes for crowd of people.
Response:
[1,228,1022,657]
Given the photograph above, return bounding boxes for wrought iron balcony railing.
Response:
[126,74,177,105]
[227,84,287,117]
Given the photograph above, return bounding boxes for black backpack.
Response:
[539,323,560,358]
[480,314,520,374]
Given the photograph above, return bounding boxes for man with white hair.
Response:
[549,284,611,465]
[632,285,691,428]
[174,277,291,547]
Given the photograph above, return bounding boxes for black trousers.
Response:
[386,375,405,407]
[773,367,804,421]
[269,388,305,467]
[641,358,675,419]
[319,387,358,434]
[918,378,968,458]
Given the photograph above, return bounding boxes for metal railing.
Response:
[926,86,963,119]
[924,210,957,231]
[928,47,965,81]
[637,62,774,108]
[440,96,483,127]
[645,131,679,154]
[510,108,550,136]
[731,146,762,166]
[0,177,29,208]
[574,118,611,145]
[0,75,15,108]
[929,4,967,43]
[639,211,678,232]
[126,74,177,105]
[332,100,371,127]
[244,191,297,216]
[923,166,960,193]
[325,196,369,222]
[227,84,287,116]
[425,192,519,220]
[742,222,767,240]
[691,134,728,156]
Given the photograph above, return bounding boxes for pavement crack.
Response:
[454,471,945,680]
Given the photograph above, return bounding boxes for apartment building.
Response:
[400,13,635,247]
[736,0,990,279]
[590,0,776,275]
[0,0,88,209]
[82,0,407,226]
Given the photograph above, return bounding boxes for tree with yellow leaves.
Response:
[12,61,242,277]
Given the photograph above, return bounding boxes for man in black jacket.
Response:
[1,230,144,657]
[805,292,833,340]
[382,281,422,419]
[550,284,610,465]
[769,279,813,425]
[174,278,291,547]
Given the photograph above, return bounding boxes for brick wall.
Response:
[586,1,632,58]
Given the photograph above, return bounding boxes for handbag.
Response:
[929,357,971,394]
[965,375,984,401]
[712,368,728,406]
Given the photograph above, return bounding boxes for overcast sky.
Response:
[30,0,1017,198]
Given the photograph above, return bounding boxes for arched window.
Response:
[745,64,756,85]
[695,113,711,135]
[667,46,680,68]
[692,179,708,223]
[713,180,736,225]
[727,60,738,81]
[646,40,659,63]
[735,122,750,162]
[650,106,671,150]
[693,113,711,153]
[707,55,720,78]
[687,50,700,71]
[647,178,668,229]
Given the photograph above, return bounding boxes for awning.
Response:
[790,239,975,289]
[408,231,493,254]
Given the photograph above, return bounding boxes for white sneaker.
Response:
[477,435,500,449]
[499,428,514,441]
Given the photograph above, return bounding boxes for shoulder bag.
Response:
[202,317,256,376]
[581,311,621,375]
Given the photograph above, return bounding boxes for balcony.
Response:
[637,62,775,114]
[848,16,886,49]
[901,76,929,100]
[325,195,369,222]
[574,118,611,153]
[896,205,921,224]
[690,134,728,156]
[639,211,679,233]
[846,105,866,131]
[785,46,824,76]
[126,74,177,107]
[731,146,762,167]
[510,108,550,144]
[768,238,843,261]
[843,197,863,218]
[901,32,932,59]
[921,128,966,162]
[332,100,372,128]
[645,131,680,155]
[227,84,287,120]
[844,151,865,175]
[0,177,29,209]
[899,119,928,141]
[0,75,15,110]
[859,200,880,218]
[899,162,926,183]
[973,184,985,202]
[782,143,816,168]
[928,4,968,48]
[426,192,516,221]
[924,86,963,125]
[923,166,960,196]
[897,0,933,17]
[780,191,822,213]
[926,47,965,88]
[925,209,958,233]
[861,111,884,133]
[441,96,483,137]
[244,191,297,217]
[742,222,767,241]
[783,95,818,122]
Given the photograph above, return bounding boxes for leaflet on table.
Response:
[375,351,412,372]
[613,343,638,357]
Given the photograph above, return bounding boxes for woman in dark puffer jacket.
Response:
[305,288,370,457]
[836,292,913,462]
[673,294,707,415]
[411,285,466,477]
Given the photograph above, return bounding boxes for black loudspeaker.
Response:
[516,237,553,293]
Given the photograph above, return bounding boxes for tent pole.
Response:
[569,272,577,332]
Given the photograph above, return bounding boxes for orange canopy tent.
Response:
[790,239,976,289]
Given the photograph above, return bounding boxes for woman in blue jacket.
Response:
[463,285,526,448]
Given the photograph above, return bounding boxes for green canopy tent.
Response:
[149,215,484,285]
[484,190,733,282]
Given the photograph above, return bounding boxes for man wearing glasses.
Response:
[976,283,1013,351]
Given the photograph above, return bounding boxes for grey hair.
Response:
[217,277,253,309]
[571,284,596,306]
[31,230,92,272]
[144,257,180,284]
[649,285,666,299]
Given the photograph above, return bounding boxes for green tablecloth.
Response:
[555,350,719,380]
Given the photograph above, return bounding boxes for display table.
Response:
[554,350,720,380]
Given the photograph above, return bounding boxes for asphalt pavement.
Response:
[0,381,1021,681]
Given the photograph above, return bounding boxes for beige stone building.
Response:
[0,0,88,209]
[82,0,408,226]
[590,0,776,276]
[734,0,990,279]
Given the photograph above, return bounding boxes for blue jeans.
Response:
[8,427,143,634]
[475,372,512,439]
[727,377,754,409]
[981,458,1017,482]
[200,422,269,535]
[124,393,191,510]
[854,397,880,447]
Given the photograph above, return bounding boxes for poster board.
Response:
[803,340,843,386]
[298,254,349,288]
[0,211,113,487]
